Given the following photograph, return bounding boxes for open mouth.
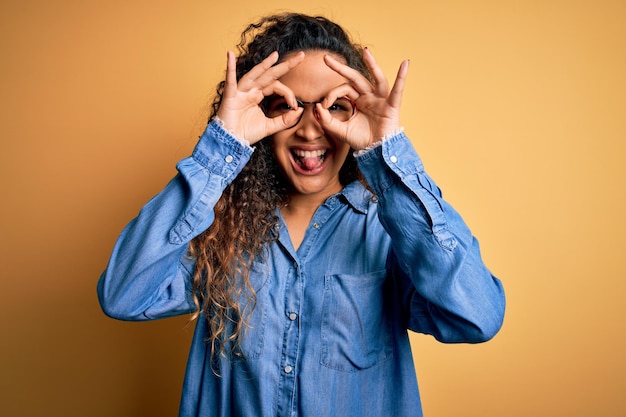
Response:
[291,149,327,171]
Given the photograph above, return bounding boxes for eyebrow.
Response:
[295,98,325,104]
[266,95,327,104]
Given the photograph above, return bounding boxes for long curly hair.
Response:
[189,13,372,360]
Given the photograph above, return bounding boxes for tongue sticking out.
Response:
[301,155,322,170]
[293,150,326,170]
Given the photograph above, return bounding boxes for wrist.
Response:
[213,117,251,147]
[353,127,405,157]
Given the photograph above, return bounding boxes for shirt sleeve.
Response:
[355,132,506,343]
[97,121,254,321]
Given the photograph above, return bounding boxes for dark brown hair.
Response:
[189,13,371,360]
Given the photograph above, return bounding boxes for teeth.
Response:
[292,149,326,158]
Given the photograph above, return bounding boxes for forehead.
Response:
[278,51,348,100]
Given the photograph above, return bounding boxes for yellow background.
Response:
[1,1,625,416]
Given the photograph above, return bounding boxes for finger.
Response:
[275,51,305,73]
[323,54,373,94]
[255,52,304,111]
[266,107,303,133]
[258,52,304,84]
[240,51,279,86]
[362,47,390,97]
[315,103,333,125]
[223,51,238,97]
[388,59,410,109]
[243,51,304,91]
[262,80,298,109]
[315,104,349,141]
[321,84,360,109]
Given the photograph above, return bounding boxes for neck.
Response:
[279,188,342,251]
[282,192,327,215]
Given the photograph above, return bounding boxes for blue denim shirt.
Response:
[98,121,505,417]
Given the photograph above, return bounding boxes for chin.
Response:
[289,176,342,197]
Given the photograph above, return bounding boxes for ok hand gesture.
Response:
[317,48,410,151]
[216,51,304,144]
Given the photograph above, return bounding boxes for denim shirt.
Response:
[98,121,505,417]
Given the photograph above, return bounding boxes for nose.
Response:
[295,103,324,140]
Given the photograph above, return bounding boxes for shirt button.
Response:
[312,223,320,229]
[389,155,398,163]
[225,155,234,163]
[288,312,298,321]
[284,365,293,374]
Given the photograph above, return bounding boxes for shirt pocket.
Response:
[320,269,393,372]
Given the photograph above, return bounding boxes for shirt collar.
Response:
[338,181,373,214]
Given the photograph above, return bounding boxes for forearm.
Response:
[356,133,505,342]
[97,121,254,320]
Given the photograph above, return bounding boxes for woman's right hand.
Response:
[216,51,305,145]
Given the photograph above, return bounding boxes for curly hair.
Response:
[189,13,372,361]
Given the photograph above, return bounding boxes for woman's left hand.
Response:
[317,48,409,151]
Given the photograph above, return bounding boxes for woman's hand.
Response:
[216,51,305,144]
[317,48,409,151]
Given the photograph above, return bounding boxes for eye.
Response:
[265,97,294,116]
[328,98,354,114]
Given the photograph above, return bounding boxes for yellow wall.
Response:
[1,1,625,416]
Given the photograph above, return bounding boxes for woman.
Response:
[98,13,505,417]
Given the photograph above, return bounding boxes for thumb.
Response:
[266,108,303,135]
[316,104,349,143]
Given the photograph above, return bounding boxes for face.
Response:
[270,50,352,200]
